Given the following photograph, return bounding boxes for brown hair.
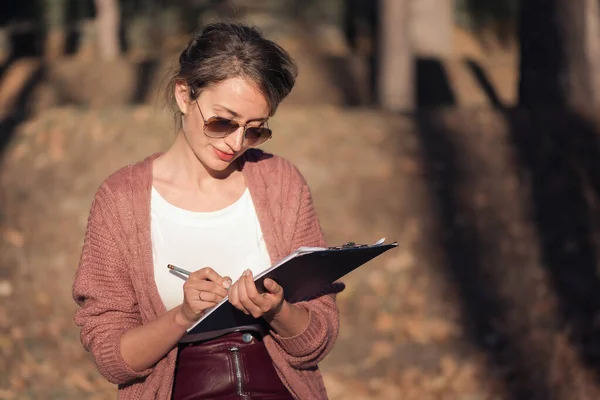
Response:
[167,22,298,117]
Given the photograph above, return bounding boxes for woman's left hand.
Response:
[228,269,285,319]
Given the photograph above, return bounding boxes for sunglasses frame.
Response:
[195,101,272,147]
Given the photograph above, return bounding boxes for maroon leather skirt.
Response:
[172,331,294,400]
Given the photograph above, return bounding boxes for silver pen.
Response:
[167,264,191,276]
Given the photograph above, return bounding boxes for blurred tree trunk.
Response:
[378,0,414,112]
[126,13,152,60]
[410,0,454,57]
[519,0,600,109]
[344,0,378,105]
[0,27,9,63]
[43,0,67,60]
[94,0,120,60]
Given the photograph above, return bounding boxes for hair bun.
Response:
[179,35,199,66]
[168,22,297,116]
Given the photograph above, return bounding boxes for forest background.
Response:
[3,1,600,399]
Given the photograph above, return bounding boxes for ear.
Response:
[174,82,192,115]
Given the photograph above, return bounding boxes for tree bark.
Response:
[43,0,67,60]
[519,0,600,109]
[378,0,414,112]
[94,0,120,60]
[410,0,454,57]
[343,0,378,105]
[0,27,9,63]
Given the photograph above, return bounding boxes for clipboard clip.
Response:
[328,242,369,250]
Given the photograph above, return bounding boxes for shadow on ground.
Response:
[507,108,600,384]
[416,110,556,400]
[410,57,600,397]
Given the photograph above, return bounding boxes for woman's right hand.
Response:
[177,267,232,327]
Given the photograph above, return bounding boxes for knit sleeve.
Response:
[270,174,345,370]
[72,187,152,384]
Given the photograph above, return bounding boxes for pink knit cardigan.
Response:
[72,150,344,399]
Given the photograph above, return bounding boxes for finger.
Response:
[222,276,232,290]
[263,278,283,296]
[183,288,218,316]
[184,292,217,309]
[244,272,271,312]
[228,281,250,315]
[238,271,263,317]
[199,280,228,298]
[183,286,218,304]
[202,267,232,289]
[185,279,228,298]
[192,267,231,289]
[198,290,224,303]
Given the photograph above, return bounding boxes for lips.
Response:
[213,147,235,162]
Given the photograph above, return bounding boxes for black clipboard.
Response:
[180,240,398,343]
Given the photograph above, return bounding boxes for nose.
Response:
[225,125,245,152]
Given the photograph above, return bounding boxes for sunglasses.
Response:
[195,102,272,147]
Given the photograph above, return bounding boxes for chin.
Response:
[209,160,233,171]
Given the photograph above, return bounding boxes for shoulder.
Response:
[90,153,157,211]
[242,149,307,188]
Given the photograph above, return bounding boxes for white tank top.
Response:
[151,187,272,310]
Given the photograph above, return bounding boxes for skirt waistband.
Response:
[179,323,269,344]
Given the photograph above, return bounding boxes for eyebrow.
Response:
[213,104,267,123]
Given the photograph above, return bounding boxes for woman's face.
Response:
[176,77,270,173]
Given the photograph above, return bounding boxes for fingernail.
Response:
[244,269,250,276]
[223,279,231,289]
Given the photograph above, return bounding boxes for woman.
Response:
[72,22,343,400]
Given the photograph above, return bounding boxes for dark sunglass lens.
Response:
[206,118,239,136]
[245,127,271,146]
